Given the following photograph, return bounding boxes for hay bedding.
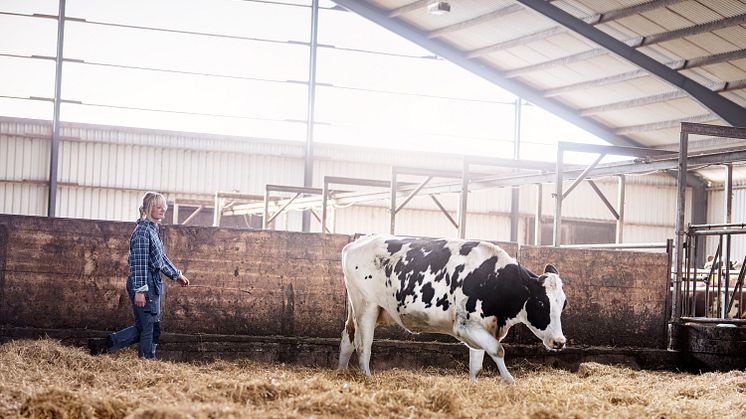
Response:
[1,339,744,418]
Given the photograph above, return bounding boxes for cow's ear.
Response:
[544,264,558,275]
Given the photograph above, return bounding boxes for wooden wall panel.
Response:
[0,215,670,349]
[0,215,350,339]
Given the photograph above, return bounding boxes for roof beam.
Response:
[584,0,688,24]
[542,48,746,96]
[630,13,746,48]
[428,0,688,39]
[579,78,746,116]
[614,114,717,135]
[428,4,523,38]
[467,27,565,58]
[331,0,644,147]
[388,0,428,18]
[500,18,746,77]
[579,91,689,116]
[514,0,746,127]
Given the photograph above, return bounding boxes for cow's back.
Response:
[342,234,514,334]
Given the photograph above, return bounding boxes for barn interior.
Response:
[2,0,746,377]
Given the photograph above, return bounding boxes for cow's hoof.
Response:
[501,376,515,385]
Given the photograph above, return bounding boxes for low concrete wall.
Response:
[0,215,670,352]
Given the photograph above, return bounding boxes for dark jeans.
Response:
[108,279,162,359]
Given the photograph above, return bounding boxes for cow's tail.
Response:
[338,245,356,370]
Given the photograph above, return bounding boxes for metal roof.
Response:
[333,0,746,152]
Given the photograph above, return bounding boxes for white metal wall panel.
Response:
[0,182,47,215]
[324,204,514,241]
[0,117,688,247]
[706,188,746,263]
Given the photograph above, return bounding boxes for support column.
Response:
[673,130,689,321]
[616,175,625,244]
[458,160,469,239]
[48,0,67,217]
[534,183,542,245]
[724,163,733,224]
[510,98,522,242]
[302,0,319,232]
[553,147,563,247]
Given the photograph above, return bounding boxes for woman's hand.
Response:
[134,292,146,307]
[177,274,190,287]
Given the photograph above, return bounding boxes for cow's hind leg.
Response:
[355,304,380,376]
[468,348,485,383]
[338,305,356,370]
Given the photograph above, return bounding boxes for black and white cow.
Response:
[338,234,567,384]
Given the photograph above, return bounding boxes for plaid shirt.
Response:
[128,218,181,292]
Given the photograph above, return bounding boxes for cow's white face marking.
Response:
[524,273,567,351]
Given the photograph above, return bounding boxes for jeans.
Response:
[108,277,162,359]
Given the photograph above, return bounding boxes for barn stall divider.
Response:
[0,214,697,371]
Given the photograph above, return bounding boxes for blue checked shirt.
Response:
[128,219,181,293]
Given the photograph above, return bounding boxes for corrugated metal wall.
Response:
[706,187,746,263]
[1,116,688,245]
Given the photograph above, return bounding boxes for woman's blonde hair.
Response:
[139,191,167,222]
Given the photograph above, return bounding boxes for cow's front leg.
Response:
[468,348,485,383]
[456,323,514,384]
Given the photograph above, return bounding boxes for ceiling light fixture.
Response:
[427,1,451,15]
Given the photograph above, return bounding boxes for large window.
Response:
[0,0,610,158]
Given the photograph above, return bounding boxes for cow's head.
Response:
[524,264,567,351]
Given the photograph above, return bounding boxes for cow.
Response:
[338,234,567,384]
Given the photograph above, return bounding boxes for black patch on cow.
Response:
[421,282,435,307]
[386,241,403,254]
[460,261,550,329]
[459,241,480,256]
[544,264,558,274]
[383,238,452,308]
[525,274,551,331]
[435,294,450,310]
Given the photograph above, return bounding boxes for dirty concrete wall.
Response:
[519,246,670,349]
[0,215,670,349]
[0,215,349,339]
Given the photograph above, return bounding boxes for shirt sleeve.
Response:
[131,234,150,292]
[161,254,182,281]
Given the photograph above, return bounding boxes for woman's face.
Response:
[150,201,167,222]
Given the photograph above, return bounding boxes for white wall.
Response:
[1,116,688,245]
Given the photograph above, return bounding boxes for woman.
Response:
[90,192,189,358]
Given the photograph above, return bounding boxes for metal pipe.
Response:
[672,129,689,321]
[691,229,746,236]
[48,0,66,217]
[395,176,432,214]
[458,160,469,239]
[690,222,746,229]
[560,242,668,249]
[534,183,542,245]
[430,195,459,229]
[725,163,733,224]
[213,192,221,227]
[266,193,302,226]
[553,147,563,247]
[321,177,329,235]
[511,98,522,242]
[263,187,270,229]
[390,170,397,234]
[616,175,625,244]
[302,0,319,233]
[561,153,605,199]
[680,317,746,325]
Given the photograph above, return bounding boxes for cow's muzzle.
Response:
[548,336,566,351]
